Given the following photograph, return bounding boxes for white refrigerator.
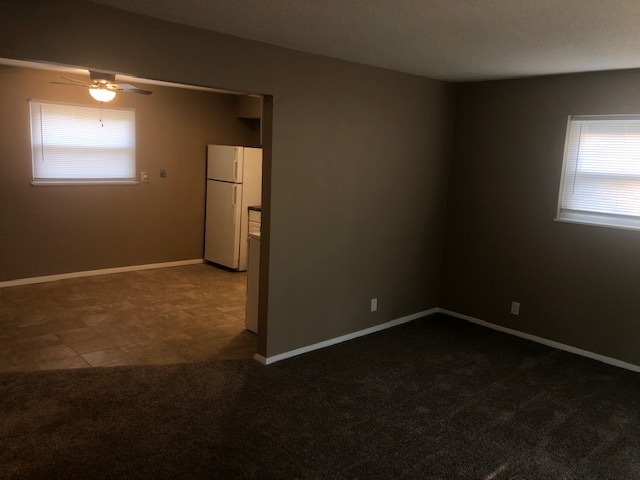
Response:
[205,145,262,271]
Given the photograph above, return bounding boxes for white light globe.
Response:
[89,87,116,102]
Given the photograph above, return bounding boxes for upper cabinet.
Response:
[236,95,262,146]
[236,95,262,119]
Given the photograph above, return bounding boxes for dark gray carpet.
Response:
[2,314,640,479]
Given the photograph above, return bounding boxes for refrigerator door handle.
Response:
[233,158,239,183]
[232,185,237,224]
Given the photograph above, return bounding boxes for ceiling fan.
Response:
[50,70,153,102]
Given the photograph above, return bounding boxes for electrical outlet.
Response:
[371,298,377,312]
[160,168,167,178]
[511,301,520,315]
[140,171,148,182]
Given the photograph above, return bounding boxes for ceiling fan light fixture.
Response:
[89,86,116,102]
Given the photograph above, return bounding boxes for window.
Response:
[30,100,136,185]
[556,115,640,231]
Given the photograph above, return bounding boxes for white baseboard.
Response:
[438,308,640,374]
[0,259,204,288]
[256,306,640,374]
[5,262,636,376]
[255,308,439,365]
[253,354,268,365]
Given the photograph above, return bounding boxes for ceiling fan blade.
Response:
[126,88,153,96]
[113,83,153,95]
[60,76,91,86]
[50,81,87,87]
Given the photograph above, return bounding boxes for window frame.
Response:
[29,99,138,186]
[555,114,640,232]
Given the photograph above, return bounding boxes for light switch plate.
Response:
[511,301,520,315]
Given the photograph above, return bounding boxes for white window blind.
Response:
[557,115,640,231]
[30,100,136,185]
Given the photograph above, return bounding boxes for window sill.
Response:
[31,180,139,186]
[555,211,640,232]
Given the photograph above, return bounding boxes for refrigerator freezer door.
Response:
[207,145,244,182]
[242,148,262,193]
[205,180,243,269]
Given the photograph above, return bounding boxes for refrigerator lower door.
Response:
[205,180,242,269]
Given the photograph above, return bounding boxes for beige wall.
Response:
[0,64,256,281]
[0,0,455,357]
[442,69,640,365]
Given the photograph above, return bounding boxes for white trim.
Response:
[255,306,640,372]
[0,259,204,288]
[256,308,438,365]
[253,354,267,365]
[31,181,139,186]
[438,308,640,374]
[4,258,638,376]
[554,215,640,233]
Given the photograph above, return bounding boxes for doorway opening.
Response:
[0,58,271,371]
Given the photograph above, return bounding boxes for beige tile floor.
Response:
[0,264,257,372]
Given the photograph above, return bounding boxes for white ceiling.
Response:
[89,0,640,82]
